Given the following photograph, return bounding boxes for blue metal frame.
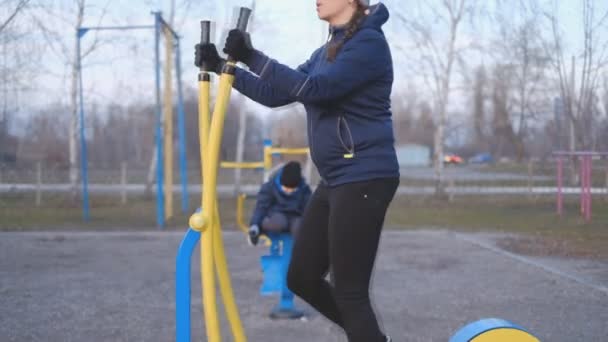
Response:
[153,12,165,228]
[76,29,90,221]
[76,12,189,227]
[175,228,201,342]
[450,318,536,342]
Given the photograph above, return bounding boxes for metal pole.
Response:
[163,24,175,221]
[557,156,563,216]
[77,28,90,221]
[580,156,584,215]
[263,139,272,182]
[605,161,608,202]
[36,162,42,207]
[175,37,189,213]
[121,161,127,205]
[586,156,592,222]
[154,12,165,228]
[527,159,533,199]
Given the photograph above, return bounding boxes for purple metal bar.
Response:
[553,151,606,222]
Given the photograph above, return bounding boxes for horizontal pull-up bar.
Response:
[266,148,310,155]
[221,161,265,169]
[78,12,180,40]
[78,25,156,38]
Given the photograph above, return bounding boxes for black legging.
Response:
[287,177,399,342]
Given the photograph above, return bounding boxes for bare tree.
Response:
[1,0,37,163]
[545,0,608,152]
[490,64,518,158]
[492,0,550,161]
[30,0,108,198]
[471,65,487,149]
[545,0,608,183]
[392,0,477,196]
[0,0,30,34]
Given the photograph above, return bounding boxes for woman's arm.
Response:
[233,68,294,108]
[247,30,389,105]
[233,57,314,108]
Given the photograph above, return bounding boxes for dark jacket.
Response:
[234,3,399,187]
[249,168,312,227]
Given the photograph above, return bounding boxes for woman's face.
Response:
[316,0,354,22]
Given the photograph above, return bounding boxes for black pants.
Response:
[261,212,301,236]
[287,177,399,342]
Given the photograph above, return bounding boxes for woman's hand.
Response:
[194,43,225,74]
[223,29,254,65]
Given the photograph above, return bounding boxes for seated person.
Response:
[248,161,311,245]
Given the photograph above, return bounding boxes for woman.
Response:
[195,1,399,341]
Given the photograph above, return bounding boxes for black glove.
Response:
[194,43,225,74]
[223,29,254,65]
[247,224,260,246]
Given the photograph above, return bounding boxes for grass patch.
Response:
[2,192,606,259]
[386,195,608,259]
[0,193,255,232]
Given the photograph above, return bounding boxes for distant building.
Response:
[395,144,431,167]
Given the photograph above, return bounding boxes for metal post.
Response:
[579,157,584,215]
[557,156,563,216]
[121,161,127,205]
[527,159,534,199]
[176,229,201,342]
[175,37,189,213]
[585,156,592,222]
[163,24,175,221]
[605,162,608,202]
[36,162,42,207]
[76,28,90,221]
[154,12,165,228]
[263,139,272,182]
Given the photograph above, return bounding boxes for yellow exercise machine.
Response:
[175,8,251,342]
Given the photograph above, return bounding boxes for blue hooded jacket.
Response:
[249,168,312,227]
[234,3,399,187]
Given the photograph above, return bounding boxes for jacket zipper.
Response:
[337,116,355,159]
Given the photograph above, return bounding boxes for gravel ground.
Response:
[1,230,606,342]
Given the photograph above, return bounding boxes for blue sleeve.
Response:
[233,57,313,108]
[249,182,274,226]
[247,30,389,105]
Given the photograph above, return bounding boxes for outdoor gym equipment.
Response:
[554,151,608,222]
[450,318,540,342]
[220,139,312,184]
[76,12,189,226]
[175,8,251,342]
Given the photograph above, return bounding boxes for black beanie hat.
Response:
[280,161,302,188]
